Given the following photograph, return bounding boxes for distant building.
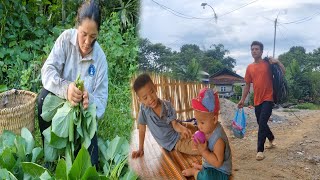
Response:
[210,68,250,101]
[199,70,209,84]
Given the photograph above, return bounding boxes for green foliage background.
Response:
[138,38,320,106]
[0,0,139,178]
[0,0,138,141]
[279,46,320,104]
[138,38,236,82]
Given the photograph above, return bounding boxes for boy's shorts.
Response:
[174,123,200,155]
[197,167,229,180]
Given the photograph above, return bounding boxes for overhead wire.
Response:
[276,24,299,48]
[150,0,211,19]
[219,0,260,18]
[150,0,260,20]
[279,11,320,25]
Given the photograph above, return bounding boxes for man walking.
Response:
[238,41,285,160]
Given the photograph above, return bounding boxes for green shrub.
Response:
[97,12,138,141]
[295,103,320,110]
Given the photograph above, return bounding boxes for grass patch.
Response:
[229,97,239,104]
[282,109,299,112]
[295,103,320,110]
[97,81,134,141]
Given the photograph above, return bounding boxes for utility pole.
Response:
[273,10,286,57]
[273,18,277,57]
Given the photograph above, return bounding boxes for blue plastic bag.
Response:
[232,108,247,139]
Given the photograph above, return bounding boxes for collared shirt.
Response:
[41,29,108,119]
[138,99,180,151]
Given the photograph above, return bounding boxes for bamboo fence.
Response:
[131,73,213,123]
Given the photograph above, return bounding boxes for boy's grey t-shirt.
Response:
[138,100,180,151]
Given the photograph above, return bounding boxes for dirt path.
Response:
[220,100,320,180]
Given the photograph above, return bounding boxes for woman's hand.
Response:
[82,90,89,109]
[67,82,83,106]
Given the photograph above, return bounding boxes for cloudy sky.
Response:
[138,0,320,76]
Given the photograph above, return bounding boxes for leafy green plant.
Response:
[99,136,129,178]
[282,109,298,112]
[41,81,97,166]
[0,128,44,179]
[55,146,99,179]
[98,11,138,141]
[0,128,138,179]
[295,103,320,110]
[0,84,7,93]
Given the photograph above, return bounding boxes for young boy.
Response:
[182,88,232,180]
[131,73,199,158]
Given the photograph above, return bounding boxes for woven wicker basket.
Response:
[0,89,37,135]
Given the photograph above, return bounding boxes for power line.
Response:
[219,0,260,18]
[150,0,260,20]
[150,0,211,20]
[278,22,311,46]
[261,16,274,22]
[279,11,320,25]
[276,24,299,47]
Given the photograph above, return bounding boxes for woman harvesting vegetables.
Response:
[37,0,108,166]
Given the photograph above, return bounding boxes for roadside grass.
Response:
[282,109,299,112]
[295,103,320,110]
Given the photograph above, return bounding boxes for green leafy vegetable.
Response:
[0,168,17,180]
[55,159,68,180]
[41,94,65,122]
[41,75,98,165]
[81,167,100,180]
[0,148,16,170]
[75,74,84,92]
[21,127,35,155]
[21,162,49,178]
[31,147,43,163]
[14,136,26,161]
[68,146,92,179]
[51,102,73,138]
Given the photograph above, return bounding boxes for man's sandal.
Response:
[265,140,276,149]
[256,152,265,161]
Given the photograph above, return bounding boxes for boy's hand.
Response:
[132,149,144,158]
[180,126,192,139]
[194,138,208,155]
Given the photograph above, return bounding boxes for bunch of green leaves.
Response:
[54,146,100,179]
[0,128,44,179]
[40,78,97,166]
[44,137,138,179]
[0,128,137,179]
[98,136,138,179]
